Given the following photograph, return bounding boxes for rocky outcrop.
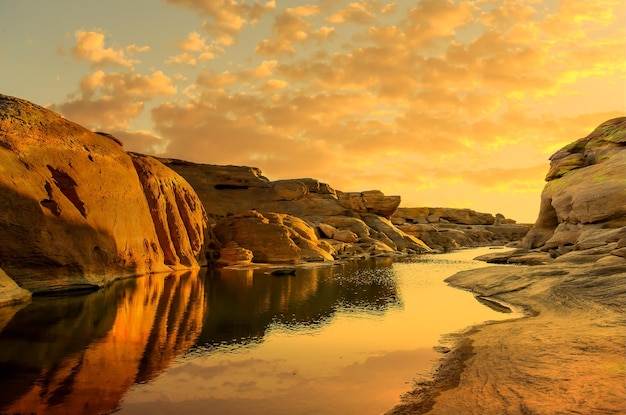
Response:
[338,191,401,217]
[472,118,626,267]
[392,208,529,252]
[0,94,206,297]
[161,159,432,263]
[130,153,207,268]
[214,210,335,263]
[518,117,626,261]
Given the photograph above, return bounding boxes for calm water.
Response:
[0,248,519,415]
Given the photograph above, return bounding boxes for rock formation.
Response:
[0,94,206,297]
[480,117,626,266]
[160,158,431,263]
[392,208,529,252]
[522,117,626,255]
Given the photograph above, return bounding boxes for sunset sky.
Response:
[1,0,624,223]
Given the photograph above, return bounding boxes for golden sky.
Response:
[2,0,624,222]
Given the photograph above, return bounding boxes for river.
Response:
[0,247,520,415]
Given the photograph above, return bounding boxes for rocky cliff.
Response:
[160,158,431,265]
[477,117,626,266]
[0,95,206,298]
[522,117,626,255]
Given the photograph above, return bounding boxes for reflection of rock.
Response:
[0,271,205,414]
[0,95,206,296]
[392,208,529,252]
[197,258,399,346]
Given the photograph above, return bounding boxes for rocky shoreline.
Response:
[388,116,626,414]
[0,94,624,414]
[388,259,625,414]
[0,94,527,304]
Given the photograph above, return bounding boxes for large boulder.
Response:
[523,117,626,255]
[213,210,335,263]
[0,94,206,295]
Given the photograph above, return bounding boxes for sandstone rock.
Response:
[361,213,430,253]
[394,207,498,225]
[523,117,626,253]
[213,210,334,263]
[216,242,254,266]
[316,216,371,238]
[317,223,337,239]
[160,159,348,219]
[131,153,207,268]
[159,158,434,259]
[0,268,31,306]
[337,190,401,217]
[273,179,309,201]
[0,94,205,295]
[333,229,359,243]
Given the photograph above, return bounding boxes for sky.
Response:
[1,0,624,223]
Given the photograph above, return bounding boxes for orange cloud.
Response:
[166,0,275,40]
[255,5,326,57]
[327,2,377,24]
[51,70,177,129]
[70,30,149,68]
[49,0,625,223]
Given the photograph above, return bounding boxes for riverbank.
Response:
[387,261,626,414]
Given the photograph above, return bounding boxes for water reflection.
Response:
[198,257,400,347]
[0,258,403,414]
[0,270,205,415]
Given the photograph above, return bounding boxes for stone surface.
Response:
[0,94,205,296]
[523,117,626,253]
[0,268,31,306]
[213,210,335,263]
[337,190,401,217]
[216,242,254,266]
[131,153,207,268]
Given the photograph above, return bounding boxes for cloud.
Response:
[50,70,177,129]
[402,0,477,47]
[70,30,149,68]
[166,0,276,40]
[166,31,228,66]
[326,2,377,24]
[48,0,625,223]
[255,5,325,56]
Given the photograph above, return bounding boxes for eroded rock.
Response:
[523,117,626,254]
[0,94,205,296]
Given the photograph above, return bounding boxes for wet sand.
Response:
[387,262,626,415]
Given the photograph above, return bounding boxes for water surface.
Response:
[0,248,518,415]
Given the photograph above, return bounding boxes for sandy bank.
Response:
[387,262,626,415]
